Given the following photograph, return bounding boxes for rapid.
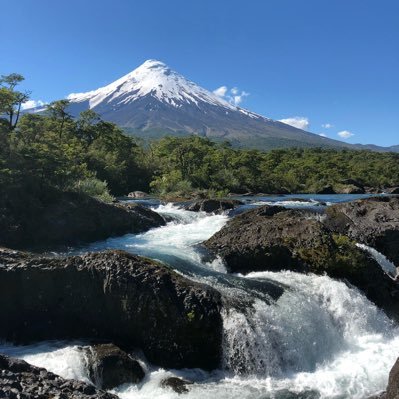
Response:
[2,197,398,399]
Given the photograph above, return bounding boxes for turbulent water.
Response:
[2,197,398,399]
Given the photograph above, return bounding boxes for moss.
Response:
[186,311,195,322]
[296,245,332,271]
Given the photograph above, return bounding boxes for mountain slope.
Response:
[37,60,396,151]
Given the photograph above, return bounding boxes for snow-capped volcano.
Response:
[63,60,355,150]
[67,59,260,117]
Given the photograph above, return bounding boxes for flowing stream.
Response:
[2,198,398,399]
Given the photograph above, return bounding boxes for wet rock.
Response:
[184,199,243,214]
[325,196,399,265]
[0,354,117,398]
[0,187,164,250]
[0,249,223,370]
[83,343,144,390]
[205,205,399,320]
[161,377,193,394]
[374,357,399,399]
[116,202,165,227]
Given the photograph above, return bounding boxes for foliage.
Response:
[148,136,399,195]
[0,75,150,202]
[73,178,114,203]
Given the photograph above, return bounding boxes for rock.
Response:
[116,202,165,227]
[335,184,365,194]
[0,249,223,370]
[83,343,144,390]
[386,187,399,195]
[161,377,193,394]
[340,178,364,188]
[0,186,165,250]
[204,205,399,320]
[325,196,399,265]
[128,191,149,198]
[317,185,336,194]
[365,187,383,194]
[184,199,243,214]
[0,354,117,398]
[375,357,399,399]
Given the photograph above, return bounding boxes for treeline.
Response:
[0,74,151,202]
[147,136,399,196]
[1,74,399,202]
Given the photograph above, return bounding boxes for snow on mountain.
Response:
[67,59,263,120]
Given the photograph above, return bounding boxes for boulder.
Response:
[184,199,243,214]
[325,196,399,265]
[83,343,144,390]
[316,185,336,194]
[161,377,193,394]
[0,186,165,250]
[0,354,117,399]
[0,248,223,370]
[204,205,399,320]
[386,187,399,195]
[386,358,399,399]
[335,184,365,194]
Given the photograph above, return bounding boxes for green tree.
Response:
[0,73,30,131]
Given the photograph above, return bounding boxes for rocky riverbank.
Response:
[0,187,165,250]
[204,197,399,320]
[0,354,118,399]
[0,248,223,370]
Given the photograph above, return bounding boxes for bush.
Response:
[73,178,114,203]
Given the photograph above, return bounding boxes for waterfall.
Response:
[356,243,397,278]
[3,202,399,399]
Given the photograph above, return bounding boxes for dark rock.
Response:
[0,249,223,370]
[0,186,165,250]
[0,354,117,398]
[116,202,165,227]
[83,343,144,390]
[161,377,193,394]
[204,205,399,320]
[184,199,243,214]
[317,185,336,194]
[325,196,399,265]
[127,191,149,198]
[386,187,399,195]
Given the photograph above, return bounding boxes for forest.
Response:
[1,73,399,202]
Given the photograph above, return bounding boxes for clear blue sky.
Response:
[1,0,398,146]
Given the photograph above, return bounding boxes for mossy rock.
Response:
[205,205,399,320]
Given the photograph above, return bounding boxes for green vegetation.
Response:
[0,74,150,205]
[148,136,399,196]
[1,74,399,202]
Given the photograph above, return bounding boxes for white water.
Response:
[3,204,398,398]
[356,243,398,278]
[251,199,331,208]
[82,203,228,273]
